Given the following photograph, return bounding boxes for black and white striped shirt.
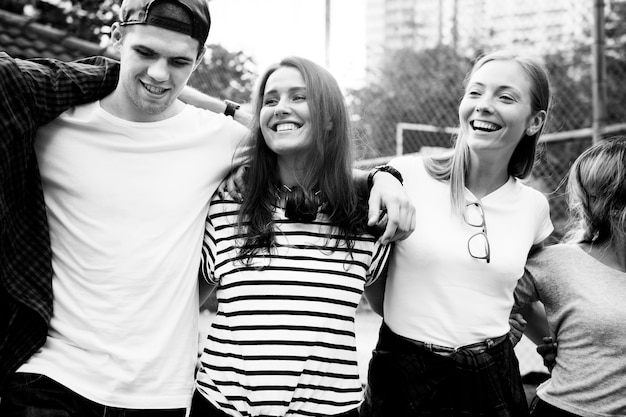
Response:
[196,194,390,417]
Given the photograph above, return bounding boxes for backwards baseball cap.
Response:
[119,0,211,46]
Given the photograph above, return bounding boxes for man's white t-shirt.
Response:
[20,101,249,409]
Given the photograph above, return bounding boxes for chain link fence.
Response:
[347,0,626,381]
[350,0,626,241]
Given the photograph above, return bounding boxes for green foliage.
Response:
[29,0,120,43]
[543,2,626,133]
[6,0,257,100]
[188,44,257,104]
[0,0,27,13]
[350,18,626,159]
[543,45,593,132]
[348,46,470,157]
[606,1,626,61]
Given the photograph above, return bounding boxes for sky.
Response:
[206,0,367,89]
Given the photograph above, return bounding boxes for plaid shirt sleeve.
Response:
[16,54,120,125]
[0,52,119,392]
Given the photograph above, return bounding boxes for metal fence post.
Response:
[592,0,607,144]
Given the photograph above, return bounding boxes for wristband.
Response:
[224,100,240,117]
[367,165,404,190]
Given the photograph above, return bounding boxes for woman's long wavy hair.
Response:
[423,50,552,215]
[237,56,368,260]
[564,136,626,247]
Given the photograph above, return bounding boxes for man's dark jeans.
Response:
[0,373,187,417]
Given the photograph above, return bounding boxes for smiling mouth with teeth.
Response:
[142,82,167,95]
[275,123,300,132]
[471,120,501,132]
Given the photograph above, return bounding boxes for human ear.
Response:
[526,110,547,136]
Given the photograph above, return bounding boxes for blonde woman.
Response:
[362,51,553,416]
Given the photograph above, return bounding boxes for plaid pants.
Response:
[360,323,529,417]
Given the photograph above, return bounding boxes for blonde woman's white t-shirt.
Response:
[384,155,553,347]
[20,102,249,409]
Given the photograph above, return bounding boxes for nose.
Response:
[273,97,290,117]
[474,96,494,113]
[146,58,169,82]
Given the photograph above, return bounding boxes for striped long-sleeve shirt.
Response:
[196,193,390,417]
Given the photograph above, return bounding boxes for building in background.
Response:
[365,0,592,74]
[455,0,588,56]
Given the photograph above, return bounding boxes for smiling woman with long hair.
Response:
[361,51,554,416]
[190,56,392,417]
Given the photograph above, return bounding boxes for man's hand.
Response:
[368,172,415,244]
[508,313,527,347]
[218,165,247,200]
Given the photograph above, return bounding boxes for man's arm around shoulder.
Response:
[1,52,119,125]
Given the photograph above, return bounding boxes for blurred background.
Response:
[2,0,625,403]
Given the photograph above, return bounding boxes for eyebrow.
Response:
[263,86,307,96]
[132,45,195,63]
[467,81,522,94]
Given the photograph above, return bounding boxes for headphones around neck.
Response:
[281,185,321,222]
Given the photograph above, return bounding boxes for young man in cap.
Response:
[0,0,250,415]
[0,0,413,414]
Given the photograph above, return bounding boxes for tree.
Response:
[188,44,256,105]
[3,0,257,101]
[543,46,593,133]
[542,0,626,133]
[13,0,119,43]
[348,46,470,158]
[604,0,626,127]
[606,0,626,62]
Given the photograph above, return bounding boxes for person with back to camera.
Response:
[360,50,554,417]
[189,56,401,417]
[513,136,626,417]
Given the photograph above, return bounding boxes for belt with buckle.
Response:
[406,334,508,356]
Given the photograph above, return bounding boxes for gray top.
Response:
[515,244,626,417]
